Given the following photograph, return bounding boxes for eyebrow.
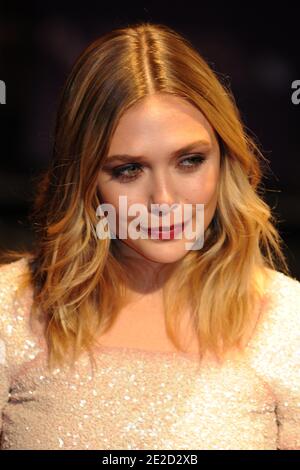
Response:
[105,139,211,164]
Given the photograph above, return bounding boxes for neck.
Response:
[112,238,178,296]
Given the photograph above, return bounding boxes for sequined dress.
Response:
[0,258,300,450]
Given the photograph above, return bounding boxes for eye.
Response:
[178,154,206,170]
[110,163,142,182]
[108,153,206,183]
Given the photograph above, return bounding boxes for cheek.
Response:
[98,183,146,230]
[98,180,125,208]
[99,177,142,205]
[184,167,219,205]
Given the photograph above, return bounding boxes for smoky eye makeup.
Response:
[102,152,208,183]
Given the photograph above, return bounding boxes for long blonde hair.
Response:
[0,21,290,371]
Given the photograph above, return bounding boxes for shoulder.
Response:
[0,256,30,287]
[254,268,300,343]
[269,268,300,292]
[263,268,300,326]
[0,257,40,369]
[0,256,32,319]
[246,268,300,381]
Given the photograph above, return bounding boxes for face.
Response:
[97,93,220,268]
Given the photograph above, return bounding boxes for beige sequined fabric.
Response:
[0,258,300,450]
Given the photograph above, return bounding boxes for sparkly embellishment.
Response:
[0,258,300,449]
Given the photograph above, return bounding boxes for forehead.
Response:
[108,94,217,153]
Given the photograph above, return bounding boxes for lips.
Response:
[152,223,181,232]
[141,221,188,232]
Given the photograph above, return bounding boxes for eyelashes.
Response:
[108,154,207,183]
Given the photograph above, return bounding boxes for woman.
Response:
[0,22,299,450]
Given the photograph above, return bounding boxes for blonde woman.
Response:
[0,22,299,450]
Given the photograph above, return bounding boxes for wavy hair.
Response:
[0,21,290,371]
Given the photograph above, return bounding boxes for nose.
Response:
[148,171,179,220]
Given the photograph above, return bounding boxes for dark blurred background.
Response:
[0,1,299,278]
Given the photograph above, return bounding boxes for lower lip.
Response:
[142,222,185,240]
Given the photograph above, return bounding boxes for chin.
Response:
[127,240,192,264]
